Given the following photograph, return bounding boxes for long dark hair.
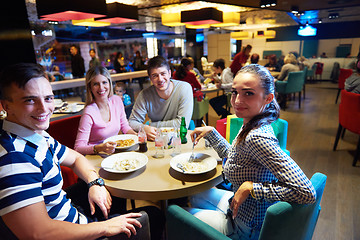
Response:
[235,64,280,145]
[175,57,192,79]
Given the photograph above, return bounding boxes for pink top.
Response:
[74,95,132,154]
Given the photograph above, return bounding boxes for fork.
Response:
[189,133,196,162]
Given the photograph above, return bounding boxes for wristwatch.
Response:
[87,178,105,188]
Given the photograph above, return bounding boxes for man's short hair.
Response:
[0,63,46,100]
[147,56,170,75]
[213,58,226,70]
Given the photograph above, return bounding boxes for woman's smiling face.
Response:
[231,72,273,124]
[91,74,110,101]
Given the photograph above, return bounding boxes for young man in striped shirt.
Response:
[0,63,163,239]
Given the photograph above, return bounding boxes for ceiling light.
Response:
[185,24,211,29]
[230,31,252,40]
[254,30,276,39]
[260,0,277,8]
[161,12,185,27]
[72,18,111,27]
[37,0,107,21]
[97,2,138,24]
[181,8,222,25]
[328,13,339,19]
[211,12,240,27]
[291,6,299,14]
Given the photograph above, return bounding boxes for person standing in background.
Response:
[114,52,127,73]
[132,51,145,71]
[230,44,252,76]
[70,45,85,78]
[89,49,101,69]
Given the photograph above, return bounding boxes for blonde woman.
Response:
[75,66,136,155]
[277,53,300,81]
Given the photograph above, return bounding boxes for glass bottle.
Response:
[154,129,165,158]
[180,117,188,144]
[138,124,148,152]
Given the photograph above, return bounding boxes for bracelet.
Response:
[93,145,99,154]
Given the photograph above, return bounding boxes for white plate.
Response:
[170,152,217,174]
[104,134,138,150]
[101,152,148,173]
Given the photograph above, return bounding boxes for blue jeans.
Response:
[187,188,260,240]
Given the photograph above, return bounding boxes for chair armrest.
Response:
[166,205,230,240]
[275,81,287,93]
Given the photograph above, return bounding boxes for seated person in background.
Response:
[114,82,132,106]
[75,66,136,155]
[0,63,164,240]
[250,53,260,64]
[51,65,65,81]
[188,64,316,240]
[188,56,205,83]
[129,56,193,141]
[277,53,300,81]
[345,58,360,94]
[264,54,281,72]
[298,56,310,70]
[173,57,202,94]
[209,58,234,119]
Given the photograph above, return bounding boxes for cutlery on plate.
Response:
[176,163,186,173]
[189,133,196,162]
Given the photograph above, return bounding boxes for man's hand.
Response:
[102,213,142,238]
[230,181,253,219]
[144,125,157,141]
[88,185,112,219]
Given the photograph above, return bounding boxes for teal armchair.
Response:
[192,97,210,125]
[166,172,327,240]
[275,70,306,109]
[228,118,290,156]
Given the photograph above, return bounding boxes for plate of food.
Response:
[170,152,217,174]
[104,134,138,150]
[101,152,148,173]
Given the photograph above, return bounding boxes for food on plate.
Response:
[115,139,135,148]
[113,159,139,171]
[160,128,174,133]
[181,161,208,173]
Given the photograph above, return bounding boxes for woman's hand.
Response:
[95,142,116,154]
[230,181,253,219]
[190,126,214,145]
[88,185,112,219]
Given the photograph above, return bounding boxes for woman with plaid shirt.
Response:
[189,64,316,240]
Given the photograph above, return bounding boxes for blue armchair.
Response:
[166,172,327,240]
[275,70,306,109]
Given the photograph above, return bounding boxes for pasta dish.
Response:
[116,139,135,148]
[113,159,139,171]
[181,161,208,173]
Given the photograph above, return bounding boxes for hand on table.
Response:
[190,126,214,145]
[96,142,116,155]
[144,125,157,141]
[102,212,142,238]
[230,181,253,219]
[88,185,112,219]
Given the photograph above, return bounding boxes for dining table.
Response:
[86,132,224,210]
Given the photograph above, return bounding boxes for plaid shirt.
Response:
[206,125,316,229]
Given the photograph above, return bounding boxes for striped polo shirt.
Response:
[0,120,86,224]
